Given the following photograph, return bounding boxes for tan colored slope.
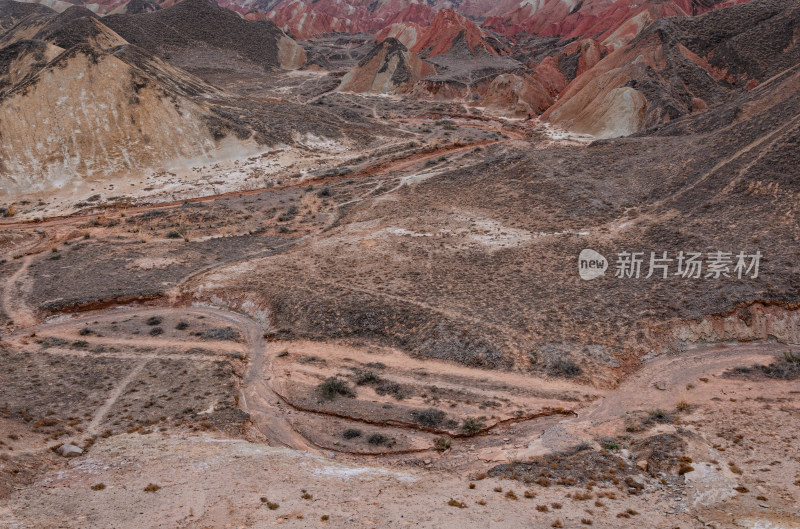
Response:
[276,33,306,70]
[543,61,649,138]
[540,34,662,137]
[0,40,63,91]
[479,72,554,116]
[0,45,231,194]
[338,38,434,95]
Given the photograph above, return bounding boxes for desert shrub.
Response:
[203,327,240,341]
[548,358,582,378]
[434,437,452,452]
[91,483,105,491]
[413,408,445,428]
[175,321,189,330]
[645,409,674,425]
[318,377,354,400]
[447,499,466,508]
[461,417,484,434]
[342,428,362,439]
[375,380,405,399]
[763,351,800,379]
[367,433,387,445]
[354,370,381,385]
[149,327,164,336]
[725,351,800,380]
[599,437,619,450]
[145,316,162,326]
[144,483,160,492]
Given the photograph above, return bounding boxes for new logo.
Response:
[578,249,607,280]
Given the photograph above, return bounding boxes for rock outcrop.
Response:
[338,37,434,94]
[543,0,800,136]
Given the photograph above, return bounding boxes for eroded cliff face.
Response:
[338,38,435,94]
[663,303,800,352]
[0,46,222,193]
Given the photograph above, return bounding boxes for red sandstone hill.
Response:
[377,9,505,59]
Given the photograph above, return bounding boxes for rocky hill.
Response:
[543,0,800,136]
[0,0,379,197]
[103,0,306,76]
[338,37,434,94]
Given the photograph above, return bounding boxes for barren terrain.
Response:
[2,0,800,527]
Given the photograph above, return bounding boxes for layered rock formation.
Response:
[544,0,800,136]
[338,37,434,94]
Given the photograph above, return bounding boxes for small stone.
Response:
[423,459,431,465]
[654,380,667,391]
[636,460,648,471]
[57,444,83,458]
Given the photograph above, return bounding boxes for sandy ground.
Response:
[1,96,799,529]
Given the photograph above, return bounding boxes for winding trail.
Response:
[3,113,797,461]
[2,255,35,328]
[83,359,148,440]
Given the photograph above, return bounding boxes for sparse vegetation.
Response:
[727,351,800,380]
[354,369,381,385]
[318,377,355,400]
[461,417,484,434]
[645,409,674,425]
[413,407,445,428]
[547,358,582,378]
[144,483,161,492]
[343,428,362,439]
[367,433,387,445]
[434,436,452,452]
[599,437,620,450]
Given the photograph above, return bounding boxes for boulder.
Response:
[57,443,83,458]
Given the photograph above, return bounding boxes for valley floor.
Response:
[1,97,799,529]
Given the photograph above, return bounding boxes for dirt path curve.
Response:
[570,342,799,434]
[2,255,36,328]
[9,306,315,451]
